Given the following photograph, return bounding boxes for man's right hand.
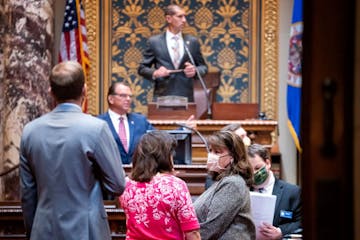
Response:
[184,114,197,131]
[153,66,170,79]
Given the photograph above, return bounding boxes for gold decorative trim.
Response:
[102,1,112,113]
[261,0,279,120]
[84,0,100,115]
[250,0,260,103]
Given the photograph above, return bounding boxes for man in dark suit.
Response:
[98,81,155,164]
[19,61,126,240]
[137,4,208,102]
[248,144,302,239]
[98,81,197,165]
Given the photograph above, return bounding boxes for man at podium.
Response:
[137,4,208,102]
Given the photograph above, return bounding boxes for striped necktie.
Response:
[172,35,180,69]
[118,117,128,152]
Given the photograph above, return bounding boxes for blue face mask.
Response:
[253,165,269,186]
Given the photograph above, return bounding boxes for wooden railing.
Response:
[150,119,278,164]
[0,164,208,239]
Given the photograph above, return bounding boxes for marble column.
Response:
[0,0,54,200]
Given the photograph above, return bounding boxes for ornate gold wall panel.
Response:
[84,0,279,119]
[261,0,279,120]
[83,0,100,115]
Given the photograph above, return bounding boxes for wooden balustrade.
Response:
[150,119,278,164]
[0,164,208,239]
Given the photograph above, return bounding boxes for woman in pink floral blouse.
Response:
[119,131,200,240]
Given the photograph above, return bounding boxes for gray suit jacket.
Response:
[138,32,208,102]
[20,103,126,240]
[194,175,256,240]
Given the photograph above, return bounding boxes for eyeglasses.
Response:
[112,93,133,99]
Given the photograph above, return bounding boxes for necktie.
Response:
[119,117,128,152]
[172,35,180,69]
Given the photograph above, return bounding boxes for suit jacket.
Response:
[272,178,302,235]
[20,103,126,240]
[138,32,208,102]
[97,111,155,164]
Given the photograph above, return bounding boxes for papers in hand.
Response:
[250,191,277,239]
[168,69,184,73]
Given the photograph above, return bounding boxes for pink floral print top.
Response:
[119,173,199,240]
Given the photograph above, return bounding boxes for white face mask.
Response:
[207,152,231,173]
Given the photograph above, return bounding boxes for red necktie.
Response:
[119,117,128,152]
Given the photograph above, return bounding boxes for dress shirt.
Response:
[166,30,184,65]
[258,171,275,195]
[108,109,130,146]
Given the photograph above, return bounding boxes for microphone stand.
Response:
[175,122,209,153]
[184,43,212,119]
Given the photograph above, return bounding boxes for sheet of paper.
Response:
[250,191,277,239]
[168,69,184,73]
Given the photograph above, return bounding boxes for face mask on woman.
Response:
[206,152,232,173]
[253,165,269,186]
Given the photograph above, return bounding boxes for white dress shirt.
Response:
[108,109,130,146]
[259,170,276,195]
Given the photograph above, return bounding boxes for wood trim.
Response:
[261,0,279,120]
[83,0,100,115]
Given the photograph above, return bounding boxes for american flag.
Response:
[59,0,89,112]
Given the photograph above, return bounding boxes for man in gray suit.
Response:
[138,4,208,102]
[19,61,126,240]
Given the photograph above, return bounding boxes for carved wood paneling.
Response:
[83,0,100,115]
[261,0,279,120]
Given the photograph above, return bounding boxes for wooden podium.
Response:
[147,102,197,120]
[212,103,259,120]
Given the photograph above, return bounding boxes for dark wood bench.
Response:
[0,201,126,240]
[123,164,207,197]
[0,164,208,239]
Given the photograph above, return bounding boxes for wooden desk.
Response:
[150,119,278,164]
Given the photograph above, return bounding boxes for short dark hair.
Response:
[107,81,131,104]
[207,131,254,187]
[50,61,84,101]
[131,131,177,182]
[164,4,182,16]
[107,81,131,97]
[247,143,271,162]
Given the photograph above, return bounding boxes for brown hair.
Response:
[164,4,182,16]
[107,81,130,97]
[247,143,271,162]
[50,61,84,102]
[131,131,177,182]
[107,81,131,104]
[207,131,254,187]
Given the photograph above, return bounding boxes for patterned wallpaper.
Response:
[111,0,250,114]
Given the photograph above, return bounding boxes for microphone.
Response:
[184,41,212,119]
[175,122,209,153]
